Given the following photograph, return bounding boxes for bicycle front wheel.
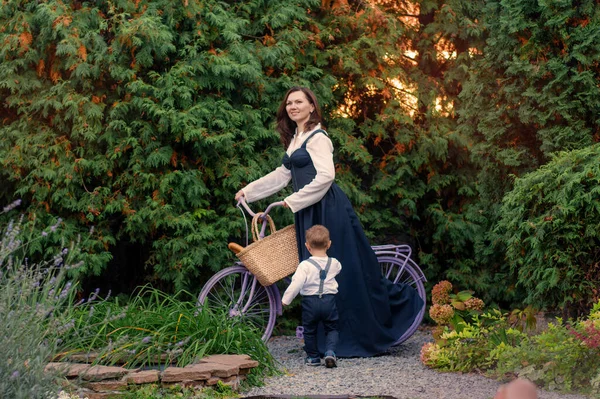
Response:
[197,265,277,342]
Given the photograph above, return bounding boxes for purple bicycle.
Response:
[197,199,427,345]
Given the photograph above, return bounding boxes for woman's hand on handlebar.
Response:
[235,189,245,201]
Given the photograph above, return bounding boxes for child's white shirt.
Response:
[281,256,342,306]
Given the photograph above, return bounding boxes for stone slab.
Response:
[45,362,91,378]
[85,379,128,392]
[199,354,259,369]
[80,365,130,381]
[125,370,160,384]
[161,366,211,382]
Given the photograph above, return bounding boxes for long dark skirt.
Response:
[294,183,424,357]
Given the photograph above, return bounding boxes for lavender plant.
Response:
[0,201,81,399]
[1,200,274,397]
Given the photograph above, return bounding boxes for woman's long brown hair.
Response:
[276,87,323,149]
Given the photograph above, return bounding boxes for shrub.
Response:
[494,305,600,394]
[497,144,600,315]
[421,309,528,372]
[0,203,80,399]
[422,282,531,372]
[429,280,485,331]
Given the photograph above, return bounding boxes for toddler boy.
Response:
[281,225,342,368]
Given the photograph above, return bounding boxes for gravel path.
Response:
[243,330,591,399]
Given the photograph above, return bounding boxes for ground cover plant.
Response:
[0,204,275,398]
[493,301,600,394]
[421,281,600,396]
[57,285,277,386]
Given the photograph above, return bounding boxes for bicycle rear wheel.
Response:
[197,265,277,341]
[374,245,427,346]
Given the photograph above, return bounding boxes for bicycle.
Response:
[197,198,427,345]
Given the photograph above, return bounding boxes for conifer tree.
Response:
[457,0,600,304]
[1,0,490,296]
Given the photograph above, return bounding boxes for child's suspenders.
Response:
[305,258,332,298]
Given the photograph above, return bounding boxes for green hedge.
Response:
[497,144,600,314]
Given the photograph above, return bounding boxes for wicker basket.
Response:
[236,213,299,286]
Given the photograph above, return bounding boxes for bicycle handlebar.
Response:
[236,197,285,219]
[236,197,286,243]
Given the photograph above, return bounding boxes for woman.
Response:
[235,86,423,357]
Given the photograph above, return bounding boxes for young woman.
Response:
[235,87,423,357]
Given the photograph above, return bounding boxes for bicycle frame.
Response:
[199,198,427,344]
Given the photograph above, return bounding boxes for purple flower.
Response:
[88,288,100,302]
[50,218,62,232]
[10,370,19,379]
[41,231,48,237]
[59,282,72,299]
[2,199,22,213]
[142,336,152,344]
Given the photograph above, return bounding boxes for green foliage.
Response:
[3,0,597,318]
[421,309,528,372]
[458,0,600,307]
[497,144,600,313]
[0,209,81,399]
[58,285,277,385]
[422,298,600,395]
[494,317,600,394]
[116,381,237,399]
[0,0,487,297]
[0,0,328,290]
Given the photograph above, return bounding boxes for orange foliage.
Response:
[322,0,348,8]
[50,68,61,83]
[78,44,87,61]
[52,16,72,29]
[37,59,46,77]
[19,32,33,51]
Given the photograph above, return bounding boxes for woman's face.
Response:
[285,91,314,129]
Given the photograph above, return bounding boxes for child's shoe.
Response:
[305,356,321,366]
[324,351,337,368]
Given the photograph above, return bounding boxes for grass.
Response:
[58,285,278,385]
[0,205,278,398]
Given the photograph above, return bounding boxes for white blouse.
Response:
[242,124,335,213]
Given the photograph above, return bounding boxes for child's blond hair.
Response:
[305,225,330,250]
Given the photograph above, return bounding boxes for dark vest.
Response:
[282,129,327,192]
